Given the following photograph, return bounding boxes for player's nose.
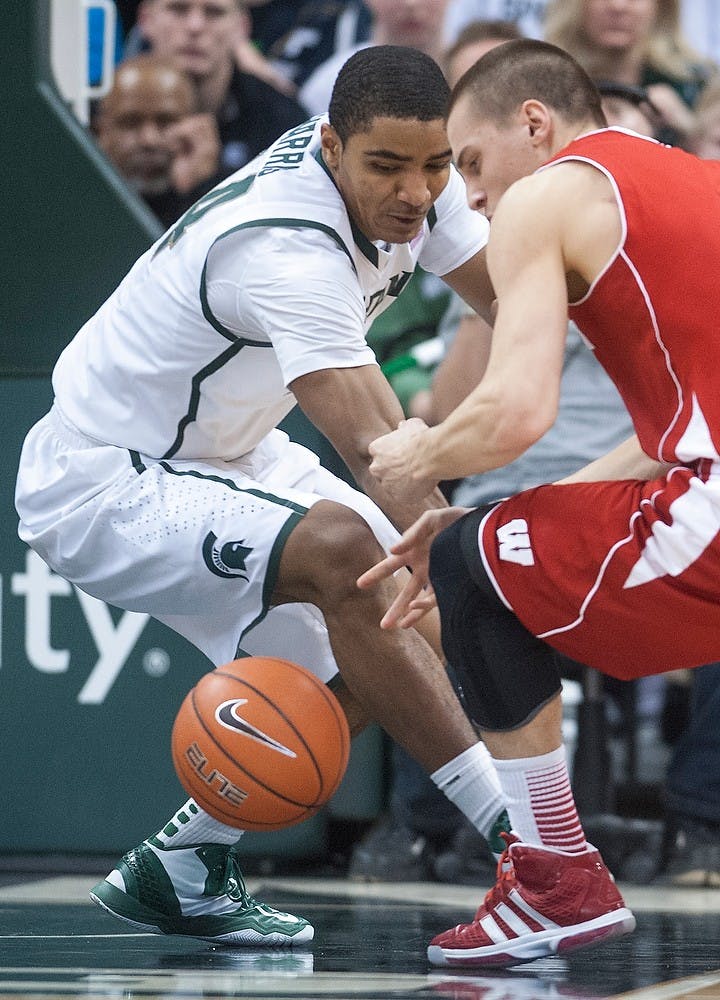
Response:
[466,182,487,214]
[397,170,431,208]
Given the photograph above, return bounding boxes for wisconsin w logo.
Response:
[497,519,535,566]
[202,532,253,579]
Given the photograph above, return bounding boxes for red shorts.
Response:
[479,466,720,679]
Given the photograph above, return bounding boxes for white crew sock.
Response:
[431,742,506,839]
[492,746,589,853]
[151,799,244,848]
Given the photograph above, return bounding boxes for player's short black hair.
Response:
[329,45,450,143]
[449,38,606,128]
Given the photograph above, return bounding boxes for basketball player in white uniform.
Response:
[15,47,507,947]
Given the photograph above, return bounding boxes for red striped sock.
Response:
[493,747,588,853]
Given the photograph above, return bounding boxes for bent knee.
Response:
[278,500,388,606]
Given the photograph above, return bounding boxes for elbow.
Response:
[496,396,557,458]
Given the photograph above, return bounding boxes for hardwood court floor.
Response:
[1,871,720,999]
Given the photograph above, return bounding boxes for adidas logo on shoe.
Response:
[427,836,635,968]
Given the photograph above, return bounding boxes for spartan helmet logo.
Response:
[202,531,253,580]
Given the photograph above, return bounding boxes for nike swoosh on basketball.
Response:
[215,699,297,758]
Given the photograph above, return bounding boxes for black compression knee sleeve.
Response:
[429,507,562,731]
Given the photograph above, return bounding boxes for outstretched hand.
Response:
[357,507,471,629]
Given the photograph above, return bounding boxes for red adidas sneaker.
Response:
[427,836,636,968]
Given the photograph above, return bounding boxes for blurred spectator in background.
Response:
[298,0,450,117]
[242,0,297,55]
[443,0,720,66]
[444,0,545,42]
[228,0,300,97]
[115,0,143,40]
[262,1,372,93]
[676,0,720,66]
[119,1,372,97]
[365,272,452,427]
[444,17,522,83]
[544,0,716,146]
[128,0,306,175]
[595,77,662,133]
[688,77,720,158]
[93,54,223,228]
[661,662,720,886]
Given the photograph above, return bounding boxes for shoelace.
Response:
[477,832,517,918]
[223,850,259,907]
[200,845,258,908]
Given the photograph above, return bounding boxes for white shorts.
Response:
[15,405,400,681]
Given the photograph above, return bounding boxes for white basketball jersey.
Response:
[53,115,488,461]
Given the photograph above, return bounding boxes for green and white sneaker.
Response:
[90,841,314,946]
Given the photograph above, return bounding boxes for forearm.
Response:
[291,366,449,529]
[403,383,549,486]
[430,314,492,424]
[351,461,448,530]
[555,434,672,484]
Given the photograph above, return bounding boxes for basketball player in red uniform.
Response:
[360,39,720,968]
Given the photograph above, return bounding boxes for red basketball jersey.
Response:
[549,128,720,468]
[479,129,720,677]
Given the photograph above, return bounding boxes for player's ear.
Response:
[320,123,342,171]
[522,100,550,143]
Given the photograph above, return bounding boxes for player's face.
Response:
[447,94,540,218]
[582,0,657,53]
[97,67,192,194]
[322,117,452,244]
[140,0,240,78]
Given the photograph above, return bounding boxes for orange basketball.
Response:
[171,656,350,830]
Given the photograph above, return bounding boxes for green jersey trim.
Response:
[161,340,270,460]
[155,464,310,515]
[198,216,359,341]
[129,450,146,474]
[199,258,277,344]
[236,510,304,655]
[172,214,359,461]
[154,173,257,254]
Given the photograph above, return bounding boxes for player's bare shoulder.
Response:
[488,171,568,264]
[492,163,621,293]
[548,160,622,291]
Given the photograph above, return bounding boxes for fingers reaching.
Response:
[356,552,408,589]
[380,573,432,629]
